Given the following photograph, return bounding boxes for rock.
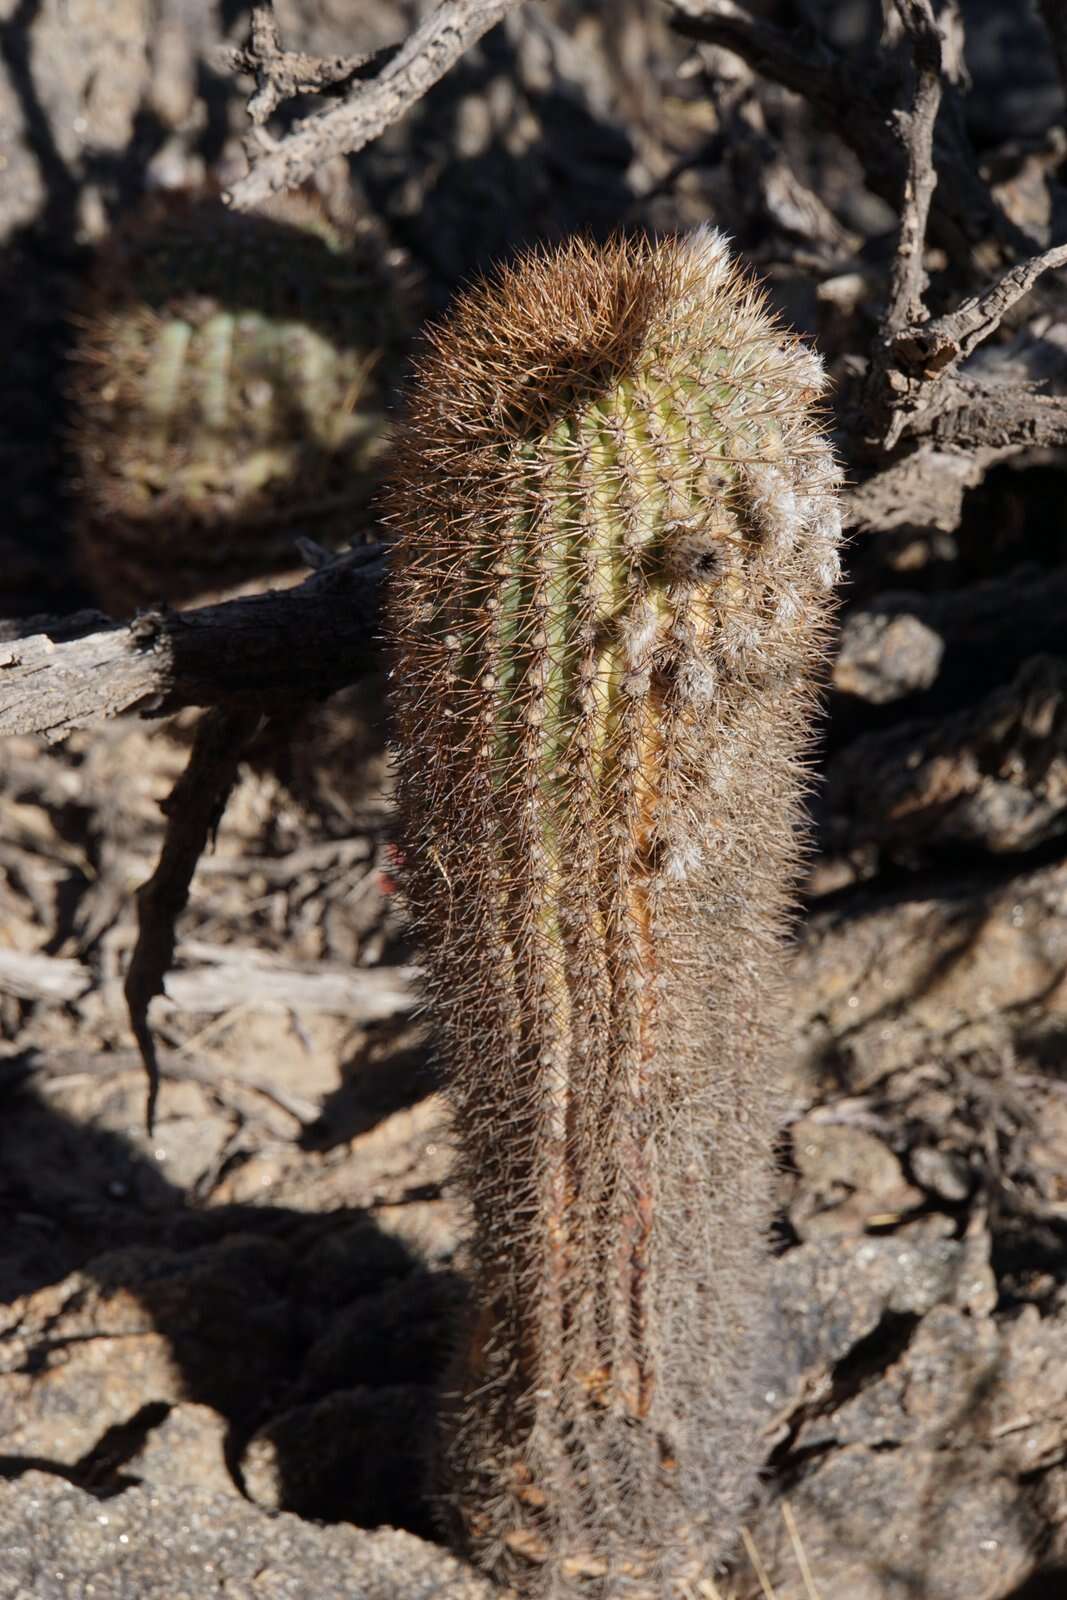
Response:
[824,655,1067,861]
[745,1300,1067,1599]
[790,1304,1000,1452]
[739,1446,1041,1600]
[765,1232,997,1406]
[833,608,945,704]
[985,1301,1067,1475]
[787,856,1067,1099]
[0,1471,496,1599]
[911,1145,973,1202]
[0,1239,295,1462]
[789,1120,922,1236]
[122,1402,235,1498]
[0,0,151,240]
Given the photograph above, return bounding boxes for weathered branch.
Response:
[867,237,1067,452]
[883,0,943,335]
[126,706,261,1132]
[892,242,1067,379]
[910,375,1067,450]
[224,0,521,211]
[671,0,1033,264]
[0,946,418,1020]
[0,548,385,742]
[222,6,382,126]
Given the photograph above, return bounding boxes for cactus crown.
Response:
[386,229,841,1596]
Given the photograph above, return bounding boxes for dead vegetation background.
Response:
[2,2,1067,1596]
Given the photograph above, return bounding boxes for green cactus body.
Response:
[387,230,842,1595]
[72,189,409,613]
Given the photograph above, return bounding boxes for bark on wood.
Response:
[0,550,385,742]
[223,0,522,211]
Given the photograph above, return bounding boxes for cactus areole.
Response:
[386,230,842,1596]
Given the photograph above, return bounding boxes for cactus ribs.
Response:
[387,230,842,1595]
[70,189,408,615]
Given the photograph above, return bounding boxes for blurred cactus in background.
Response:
[387,228,842,1595]
[70,188,411,615]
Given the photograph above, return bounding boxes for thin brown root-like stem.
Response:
[125,706,262,1133]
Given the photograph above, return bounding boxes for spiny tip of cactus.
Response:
[391,227,842,709]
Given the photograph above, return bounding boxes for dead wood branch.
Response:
[126,707,262,1132]
[671,0,1032,264]
[222,6,382,126]
[883,0,943,335]
[844,446,1008,538]
[224,0,521,211]
[861,0,946,448]
[160,946,419,1019]
[907,373,1067,450]
[0,548,385,742]
[870,242,1067,451]
[0,950,92,1004]
[892,243,1067,379]
[676,2,1067,470]
[0,947,419,1021]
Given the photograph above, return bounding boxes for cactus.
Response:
[71,189,410,614]
[386,228,842,1596]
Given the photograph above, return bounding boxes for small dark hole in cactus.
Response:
[692,548,723,578]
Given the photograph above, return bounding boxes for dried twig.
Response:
[883,0,943,335]
[0,949,91,1004]
[0,547,385,742]
[864,0,946,449]
[224,0,521,211]
[892,242,1067,378]
[0,948,419,1027]
[222,5,382,126]
[670,0,1032,263]
[125,707,262,1133]
[869,242,1067,450]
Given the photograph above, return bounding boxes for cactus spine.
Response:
[72,190,409,613]
[386,229,842,1595]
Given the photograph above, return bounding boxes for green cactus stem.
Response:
[71,188,410,614]
[386,228,842,1597]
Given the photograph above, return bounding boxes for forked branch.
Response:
[223,0,522,210]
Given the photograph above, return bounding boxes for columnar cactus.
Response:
[71,189,409,614]
[386,229,842,1595]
